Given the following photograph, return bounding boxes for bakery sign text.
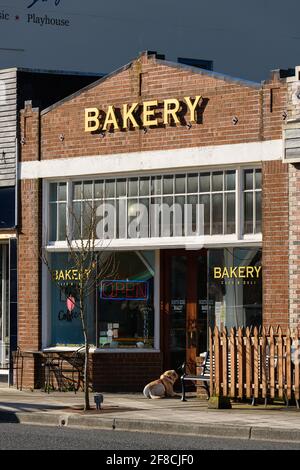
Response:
[214,266,262,279]
[84,96,202,133]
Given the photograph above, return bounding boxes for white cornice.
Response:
[19,139,283,180]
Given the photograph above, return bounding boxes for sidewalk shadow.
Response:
[0,402,68,413]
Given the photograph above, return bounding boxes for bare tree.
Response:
[41,200,117,410]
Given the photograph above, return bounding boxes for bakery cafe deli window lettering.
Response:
[208,247,262,331]
[50,252,96,347]
[49,251,155,349]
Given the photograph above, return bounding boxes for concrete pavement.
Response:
[1,385,300,442]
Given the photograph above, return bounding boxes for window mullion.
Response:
[236,168,242,239]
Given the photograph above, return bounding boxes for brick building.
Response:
[17,51,298,391]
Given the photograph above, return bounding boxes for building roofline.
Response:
[41,62,132,115]
[41,52,262,116]
[157,58,261,89]
[0,66,104,77]
[16,67,104,77]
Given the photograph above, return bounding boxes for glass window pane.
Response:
[72,201,81,239]
[175,174,186,194]
[83,181,93,200]
[174,196,185,236]
[105,179,115,198]
[200,173,210,193]
[139,177,150,196]
[82,201,93,239]
[151,176,162,195]
[212,172,223,192]
[255,192,262,233]
[225,193,235,234]
[95,180,104,199]
[187,173,198,193]
[128,199,138,238]
[98,251,155,349]
[49,203,57,241]
[115,199,126,239]
[200,194,210,235]
[162,196,174,236]
[150,197,162,237]
[208,248,262,331]
[116,179,126,197]
[73,182,82,200]
[186,195,197,235]
[139,199,149,237]
[212,193,223,234]
[244,192,253,233]
[128,178,138,197]
[225,170,236,191]
[255,169,262,190]
[58,203,67,240]
[244,169,253,190]
[163,175,173,195]
[49,183,57,202]
[58,183,67,202]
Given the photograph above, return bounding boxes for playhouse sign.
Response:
[84,96,202,133]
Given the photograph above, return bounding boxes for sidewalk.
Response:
[0,385,300,443]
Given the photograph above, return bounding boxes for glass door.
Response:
[0,245,9,370]
[169,255,187,369]
[163,250,208,372]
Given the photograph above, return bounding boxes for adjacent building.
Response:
[0,68,103,383]
[16,51,299,391]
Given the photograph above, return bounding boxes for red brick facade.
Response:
[18,52,292,390]
[262,161,289,330]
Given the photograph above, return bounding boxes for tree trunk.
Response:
[80,293,90,411]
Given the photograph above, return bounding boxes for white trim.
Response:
[43,347,160,353]
[45,234,262,251]
[19,140,282,180]
[0,235,16,241]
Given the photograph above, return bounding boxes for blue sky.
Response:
[0,0,299,81]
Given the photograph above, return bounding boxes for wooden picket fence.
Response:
[209,326,300,406]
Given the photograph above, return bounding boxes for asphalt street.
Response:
[0,424,300,450]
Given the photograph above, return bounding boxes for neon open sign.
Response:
[100,280,149,301]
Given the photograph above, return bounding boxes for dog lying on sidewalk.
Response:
[143,370,180,399]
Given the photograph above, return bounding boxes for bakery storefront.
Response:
[18,51,286,391]
[46,170,262,372]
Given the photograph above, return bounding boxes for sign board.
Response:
[100,280,149,301]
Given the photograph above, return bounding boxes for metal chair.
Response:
[44,346,85,393]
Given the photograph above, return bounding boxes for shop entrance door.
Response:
[162,250,208,372]
[0,245,9,372]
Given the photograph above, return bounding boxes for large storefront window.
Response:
[99,251,155,349]
[49,251,155,349]
[208,247,262,330]
[50,252,96,347]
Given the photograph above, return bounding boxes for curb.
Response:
[1,410,300,442]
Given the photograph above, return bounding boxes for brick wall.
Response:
[18,105,41,388]
[262,160,289,330]
[91,352,163,392]
[18,53,288,164]
[289,163,300,331]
